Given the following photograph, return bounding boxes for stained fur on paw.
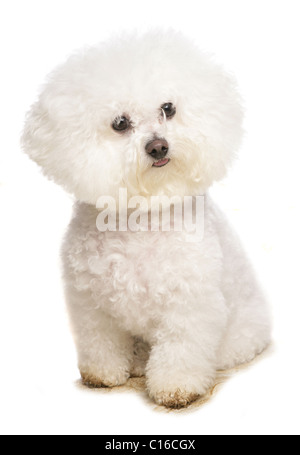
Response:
[80,371,107,388]
[153,389,200,409]
[80,369,129,388]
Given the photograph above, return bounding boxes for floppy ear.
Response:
[21,84,85,192]
[22,99,52,168]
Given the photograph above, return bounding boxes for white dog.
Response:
[22,30,271,408]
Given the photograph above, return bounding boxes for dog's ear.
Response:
[21,84,83,191]
[22,99,52,169]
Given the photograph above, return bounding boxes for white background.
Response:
[0,0,299,435]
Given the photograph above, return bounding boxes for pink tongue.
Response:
[153,159,169,167]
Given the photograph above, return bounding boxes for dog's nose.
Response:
[146,138,169,160]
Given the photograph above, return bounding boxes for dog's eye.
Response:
[112,116,131,132]
[161,103,176,119]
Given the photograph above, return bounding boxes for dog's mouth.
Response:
[152,158,170,168]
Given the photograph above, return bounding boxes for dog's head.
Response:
[22,30,243,204]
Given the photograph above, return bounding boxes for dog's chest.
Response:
[68,227,208,334]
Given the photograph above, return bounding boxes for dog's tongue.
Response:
[153,158,169,167]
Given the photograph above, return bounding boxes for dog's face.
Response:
[22,31,243,204]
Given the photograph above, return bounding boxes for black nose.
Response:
[146,138,169,160]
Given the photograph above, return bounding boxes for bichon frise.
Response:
[22,30,271,408]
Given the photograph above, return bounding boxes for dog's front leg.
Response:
[65,287,134,388]
[146,290,227,408]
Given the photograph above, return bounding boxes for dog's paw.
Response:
[151,389,199,409]
[146,368,215,408]
[80,367,129,388]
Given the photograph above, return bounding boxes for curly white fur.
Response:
[22,30,271,408]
